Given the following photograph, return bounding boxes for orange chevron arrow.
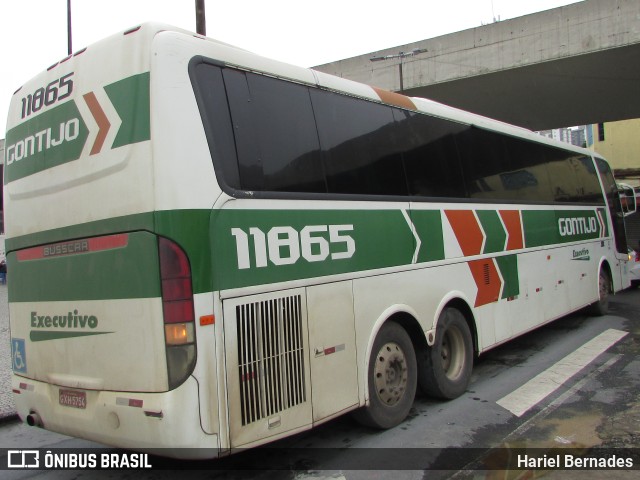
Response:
[83,92,111,155]
[499,210,524,250]
[445,210,484,256]
[468,259,502,307]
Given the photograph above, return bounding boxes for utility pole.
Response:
[67,0,73,55]
[370,48,428,93]
[195,0,206,36]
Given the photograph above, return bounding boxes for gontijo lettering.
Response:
[5,119,81,165]
[558,217,598,236]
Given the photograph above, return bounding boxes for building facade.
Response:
[587,119,640,184]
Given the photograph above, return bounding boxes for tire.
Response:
[588,268,611,316]
[418,307,473,400]
[353,321,417,429]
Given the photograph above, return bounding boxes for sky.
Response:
[1,0,583,134]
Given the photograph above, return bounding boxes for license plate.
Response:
[59,389,87,409]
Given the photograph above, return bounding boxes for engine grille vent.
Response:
[236,295,306,426]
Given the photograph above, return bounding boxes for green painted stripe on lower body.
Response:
[5,206,608,299]
[522,209,602,248]
[412,210,445,263]
[477,210,507,254]
[496,254,519,299]
[6,210,214,299]
[9,231,161,302]
[212,208,416,291]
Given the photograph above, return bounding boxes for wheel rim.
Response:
[374,342,408,406]
[440,325,466,381]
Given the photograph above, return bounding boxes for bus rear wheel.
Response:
[419,307,473,399]
[588,268,611,316]
[353,321,417,429]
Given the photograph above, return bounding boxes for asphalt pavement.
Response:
[0,284,15,421]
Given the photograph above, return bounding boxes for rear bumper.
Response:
[12,374,219,459]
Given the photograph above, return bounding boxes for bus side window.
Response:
[455,127,512,201]
[394,109,467,199]
[220,70,326,194]
[190,62,241,189]
[310,89,407,197]
[502,136,554,203]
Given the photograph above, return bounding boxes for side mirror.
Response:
[618,182,637,216]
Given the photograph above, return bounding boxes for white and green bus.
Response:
[5,23,632,458]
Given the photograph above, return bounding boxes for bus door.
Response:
[596,158,631,289]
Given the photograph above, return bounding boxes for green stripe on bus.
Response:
[522,210,603,248]
[411,210,445,263]
[4,73,150,185]
[155,209,213,294]
[212,209,415,291]
[496,254,519,299]
[5,210,213,300]
[477,210,507,254]
[4,100,90,183]
[5,206,609,299]
[105,72,151,148]
[5,212,155,253]
[8,231,161,303]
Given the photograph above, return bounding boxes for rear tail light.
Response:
[635,251,640,262]
[159,238,196,390]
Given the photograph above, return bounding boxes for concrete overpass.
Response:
[313,0,640,131]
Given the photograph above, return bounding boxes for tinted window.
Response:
[503,136,554,202]
[191,63,240,188]
[311,89,407,196]
[544,147,604,204]
[456,128,513,200]
[223,70,326,193]
[191,61,605,206]
[576,157,605,203]
[394,110,467,198]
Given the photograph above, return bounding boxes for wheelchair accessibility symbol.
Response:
[11,338,27,373]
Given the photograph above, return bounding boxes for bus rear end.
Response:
[5,24,219,456]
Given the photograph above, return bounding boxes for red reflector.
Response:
[17,234,128,262]
[116,397,144,408]
[200,315,215,326]
[12,389,20,394]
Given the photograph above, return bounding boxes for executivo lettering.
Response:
[29,310,112,342]
[31,310,98,329]
[572,248,590,261]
